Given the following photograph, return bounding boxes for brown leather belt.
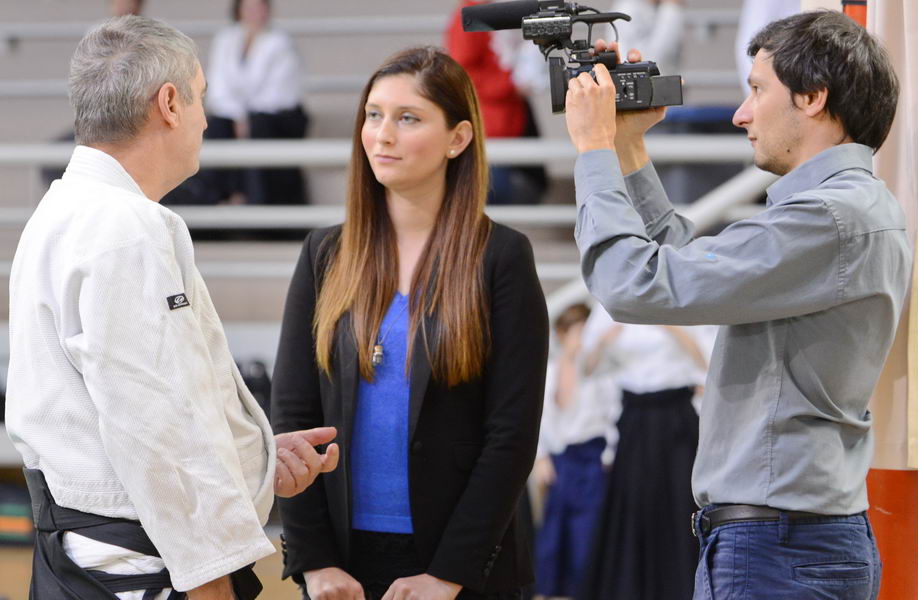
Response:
[691,504,830,537]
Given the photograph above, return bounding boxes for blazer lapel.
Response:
[336,313,359,447]
[408,312,434,442]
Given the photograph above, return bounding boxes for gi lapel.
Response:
[407,311,434,443]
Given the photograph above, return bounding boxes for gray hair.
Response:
[69,15,199,145]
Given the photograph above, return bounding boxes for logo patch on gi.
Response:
[167,293,190,310]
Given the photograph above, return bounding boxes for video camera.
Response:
[461,0,683,113]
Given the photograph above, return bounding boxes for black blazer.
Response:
[271,222,549,594]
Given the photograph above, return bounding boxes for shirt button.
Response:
[411,441,423,453]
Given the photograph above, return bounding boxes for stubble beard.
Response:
[754,109,803,177]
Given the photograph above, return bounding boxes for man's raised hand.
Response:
[274,426,339,497]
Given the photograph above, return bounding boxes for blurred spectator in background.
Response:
[109,0,144,17]
[534,303,620,600]
[602,0,685,76]
[446,0,548,205]
[576,308,706,600]
[203,0,309,205]
[735,0,799,94]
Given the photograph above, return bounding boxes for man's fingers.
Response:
[592,62,614,87]
[275,456,293,494]
[288,439,323,481]
[297,426,337,446]
[320,442,340,473]
[627,47,642,63]
[279,447,310,491]
[593,38,618,54]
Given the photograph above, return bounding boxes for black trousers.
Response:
[576,387,699,600]
[24,468,262,600]
[193,106,309,205]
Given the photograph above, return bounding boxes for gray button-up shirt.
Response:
[574,144,911,514]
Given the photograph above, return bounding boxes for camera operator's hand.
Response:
[564,46,618,154]
[588,41,668,173]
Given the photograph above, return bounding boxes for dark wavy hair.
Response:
[748,10,899,152]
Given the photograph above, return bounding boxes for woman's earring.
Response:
[449,149,456,157]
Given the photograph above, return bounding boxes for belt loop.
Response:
[777,511,790,544]
[862,512,875,540]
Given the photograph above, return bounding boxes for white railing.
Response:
[0,135,751,169]
[0,164,774,285]
[0,68,739,99]
[0,135,752,217]
[0,11,739,43]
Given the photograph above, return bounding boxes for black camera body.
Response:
[549,47,683,113]
[463,0,683,114]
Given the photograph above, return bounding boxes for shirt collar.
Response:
[766,143,874,206]
[62,145,147,198]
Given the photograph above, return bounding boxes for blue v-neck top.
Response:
[350,292,413,533]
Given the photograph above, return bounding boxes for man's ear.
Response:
[794,87,829,118]
[155,82,181,129]
[447,120,474,158]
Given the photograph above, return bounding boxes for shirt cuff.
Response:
[575,150,625,207]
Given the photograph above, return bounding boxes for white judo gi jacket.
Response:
[5,146,277,592]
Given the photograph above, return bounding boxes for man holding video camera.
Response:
[565,10,908,600]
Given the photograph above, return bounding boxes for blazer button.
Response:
[411,441,423,453]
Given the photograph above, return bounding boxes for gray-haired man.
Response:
[5,16,337,600]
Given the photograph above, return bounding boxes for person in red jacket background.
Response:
[446,0,547,204]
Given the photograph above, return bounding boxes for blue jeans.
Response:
[692,506,881,599]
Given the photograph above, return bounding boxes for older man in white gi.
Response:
[5,16,338,600]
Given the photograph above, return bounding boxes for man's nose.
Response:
[733,96,751,129]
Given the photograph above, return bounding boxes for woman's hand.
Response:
[304,567,365,600]
[274,426,339,497]
[381,573,461,600]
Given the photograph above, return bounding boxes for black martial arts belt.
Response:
[24,468,263,600]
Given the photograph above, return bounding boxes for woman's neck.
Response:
[385,183,444,244]
[386,182,444,293]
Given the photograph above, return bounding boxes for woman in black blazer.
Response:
[271,47,549,600]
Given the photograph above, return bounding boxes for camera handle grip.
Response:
[594,50,619,70]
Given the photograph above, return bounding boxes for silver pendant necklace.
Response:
[372,296,409,367]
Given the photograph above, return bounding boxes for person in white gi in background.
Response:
[5,16,338,600]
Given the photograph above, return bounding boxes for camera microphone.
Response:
[462,0,541,31]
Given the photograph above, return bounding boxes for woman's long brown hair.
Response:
[314,47,492,386]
